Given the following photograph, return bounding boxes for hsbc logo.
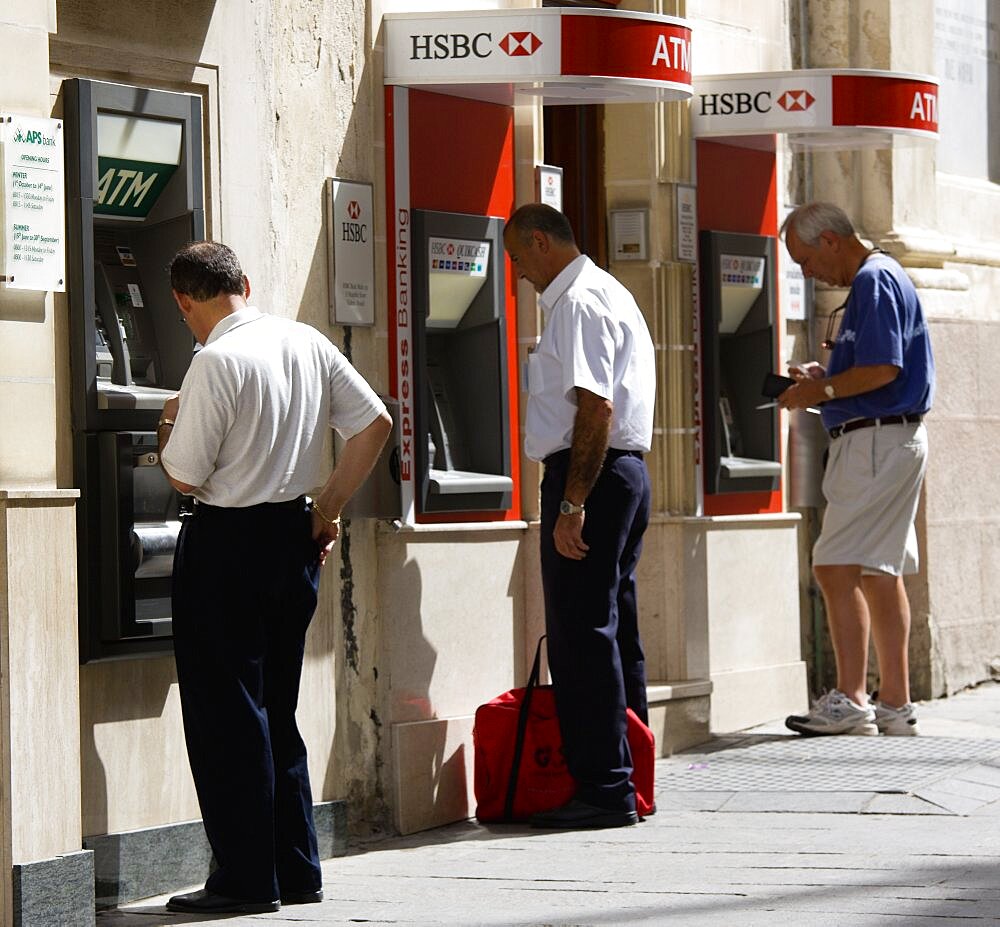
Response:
[409,30,542,60]
[698,91,773,117]
[777,89,815,111]
[499,32,542,56]
[410,32,491,60]
[342,198,367,243]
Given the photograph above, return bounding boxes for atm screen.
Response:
[95,114,183,219]
[427,236,490,329]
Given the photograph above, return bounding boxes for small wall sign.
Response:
[326,177,375,326]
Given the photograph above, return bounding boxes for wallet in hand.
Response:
[761,372,796,398]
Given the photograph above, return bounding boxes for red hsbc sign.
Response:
[692,69,939,145]
[499,32,542,57]
[831,75,937,133]
[384,9,692,104]
[777,90,815,112]
[560,16,690,84]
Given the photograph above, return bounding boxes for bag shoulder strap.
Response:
[502,636,545,821]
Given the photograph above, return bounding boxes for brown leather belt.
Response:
[828,414,922,440]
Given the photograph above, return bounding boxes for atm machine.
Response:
[699,230,782,499]
[65,79,204,661]
[411,209,513,515]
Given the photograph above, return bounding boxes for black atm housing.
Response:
[412,210,512,515]
[699,230,781,496]
[65,79,204,661]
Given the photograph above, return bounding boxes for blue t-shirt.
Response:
[821,254,935,430]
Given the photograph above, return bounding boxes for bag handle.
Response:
[502,635,546,821]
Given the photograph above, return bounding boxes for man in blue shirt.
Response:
[778,202,934,738]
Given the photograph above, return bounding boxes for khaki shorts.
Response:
[813,422,928,576]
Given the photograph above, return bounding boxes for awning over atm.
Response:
[382,8,692,105]
[691,69,939,149]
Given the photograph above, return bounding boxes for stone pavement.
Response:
[99,682,1000,927]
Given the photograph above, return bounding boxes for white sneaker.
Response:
[785,690,879,737]
[874,700,920,736]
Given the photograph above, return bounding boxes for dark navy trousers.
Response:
[172,498,322,902]
[540,449,651,812]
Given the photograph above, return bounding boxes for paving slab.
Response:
[100,682,1000,927]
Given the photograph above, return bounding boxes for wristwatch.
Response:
[823,383,836,400]
[559,499,585,516]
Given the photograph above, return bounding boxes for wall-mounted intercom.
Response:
[65,79,204,661]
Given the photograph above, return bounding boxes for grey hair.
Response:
[505,203,576,246]
[780,202,856,247]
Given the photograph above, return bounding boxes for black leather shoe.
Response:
[166,888,280,914]
[530,798,638,830]
[281,888,324,904]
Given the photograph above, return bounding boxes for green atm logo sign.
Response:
[95,157,177,218]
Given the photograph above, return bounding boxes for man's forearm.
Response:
[314,411,392,517]
[564,388,613,504]
[826,364,899,398]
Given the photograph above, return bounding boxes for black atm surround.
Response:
[411,209,513,515]
[64,79,204,662]
[699,229,781,497]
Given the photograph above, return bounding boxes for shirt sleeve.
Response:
[327,346,388,439]
[852,268,905,369]
[160,352,236,489]
[558,296,616,401]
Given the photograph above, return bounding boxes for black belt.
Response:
[828,414,922,440]
[543,448,644,467]
[192,496,307,516]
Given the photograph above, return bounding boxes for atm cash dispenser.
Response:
[65,79,204,661]
[412,210,513,515]
[699,230,781,497]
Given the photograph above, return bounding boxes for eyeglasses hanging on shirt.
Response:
[820,247,889,351]
[821,299,848,351]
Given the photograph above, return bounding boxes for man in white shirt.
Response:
[504,204,655,829]
[158,241,391,914]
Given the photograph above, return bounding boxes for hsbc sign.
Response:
[384,9,693,102]
[409,30,543,61]
[326,178,374,327]
[692,70,939,144]
[500,32,543,57]
[777,90,815,111]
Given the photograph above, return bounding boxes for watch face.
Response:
[560,501,571,515]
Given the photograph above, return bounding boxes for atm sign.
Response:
[95,157,177,218]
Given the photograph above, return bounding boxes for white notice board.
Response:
[1,114,66,291]
[326,178,375,326]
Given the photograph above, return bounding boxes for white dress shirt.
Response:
[161,306,386,507]
[524,255,655,462]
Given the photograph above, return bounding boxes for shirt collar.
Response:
[204,305,264,346]
[539,254,590,317]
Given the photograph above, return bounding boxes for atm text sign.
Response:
[95,157,176,218]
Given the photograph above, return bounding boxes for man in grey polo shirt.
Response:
[779,202,934,738]
[158,241,391,914]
